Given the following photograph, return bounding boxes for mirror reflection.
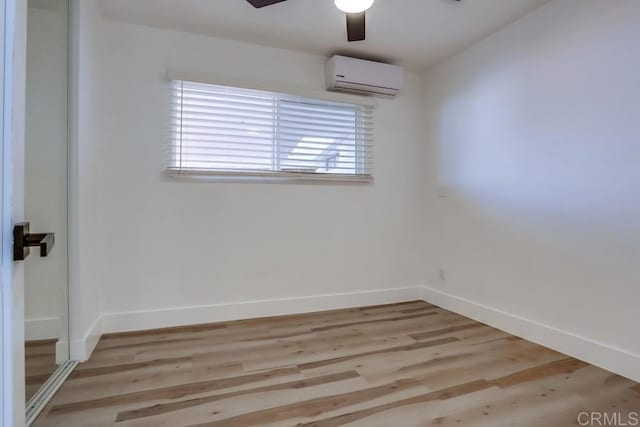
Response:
[24,0,69,405]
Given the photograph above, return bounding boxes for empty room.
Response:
[0,0,639,426]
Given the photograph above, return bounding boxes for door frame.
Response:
[1,0,26,426]
[0,0,8,421]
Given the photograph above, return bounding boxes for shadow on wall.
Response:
[423,0,640,357]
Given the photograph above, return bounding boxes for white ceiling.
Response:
[98,0,550,70]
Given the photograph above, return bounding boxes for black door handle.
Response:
[13,222,55,261]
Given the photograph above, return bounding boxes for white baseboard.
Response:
[102,286,422,334]
[74,286,422,360]
[69,315,102,362]
[25,317,61,341]
[55,340,69,365]
[420,285,640,383]
[69,283,640,384]
[24,317,70,364]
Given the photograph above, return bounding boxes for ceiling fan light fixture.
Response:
[334,0,374,14]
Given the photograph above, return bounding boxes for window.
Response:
[169,80,374,180]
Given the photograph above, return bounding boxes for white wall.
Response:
[24,2,69,344]
[422,0,640,380]
[71,0,640,383]
[68,0,107,359]
[70,10,426,348]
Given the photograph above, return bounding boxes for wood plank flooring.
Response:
[33,301,640,426]
[25,339,58,401]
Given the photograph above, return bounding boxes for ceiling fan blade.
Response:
[246,0,287,8]
[346,12,366,42]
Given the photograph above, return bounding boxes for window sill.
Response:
[165,169,374,184]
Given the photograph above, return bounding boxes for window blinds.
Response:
[169,80,374,180]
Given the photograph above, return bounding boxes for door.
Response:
[1,1,27,426]
[0,1,10,423]
[23,0,70,411]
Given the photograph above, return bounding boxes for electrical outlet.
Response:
[438,268,447,282]
[437,185,448,199]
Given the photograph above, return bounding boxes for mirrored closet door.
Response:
[24,0,70,422]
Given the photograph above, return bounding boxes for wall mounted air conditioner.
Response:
[325,55,404,97]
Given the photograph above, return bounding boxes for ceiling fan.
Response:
[246,0,375,42]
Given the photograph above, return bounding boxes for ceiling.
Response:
[98,0,550,70]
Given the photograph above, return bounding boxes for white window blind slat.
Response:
[169,80,374,180]
[169,138,374,152]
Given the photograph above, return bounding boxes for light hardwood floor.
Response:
[34,301,639,426]
[25,339,58,402]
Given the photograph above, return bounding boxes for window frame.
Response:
[166,72,376,183]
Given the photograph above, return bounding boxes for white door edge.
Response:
[1,0,26,425]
